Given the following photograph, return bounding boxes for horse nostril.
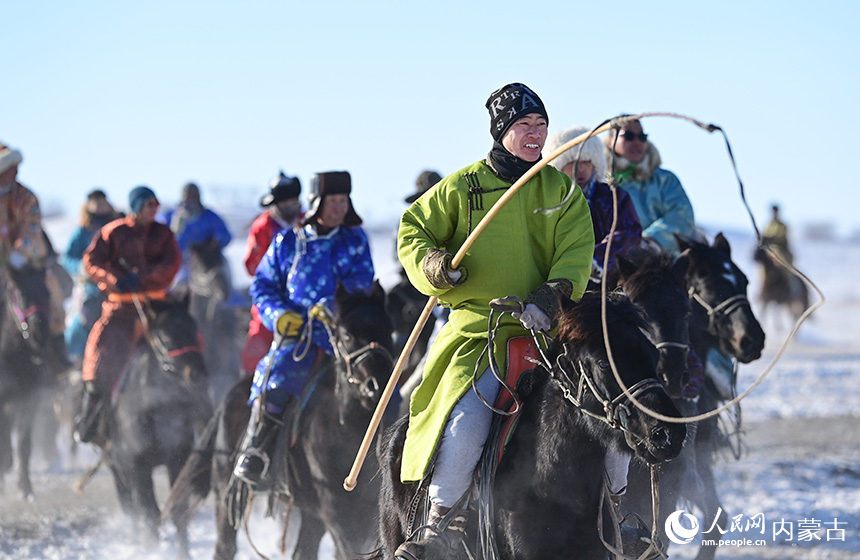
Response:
[651,425,670,448]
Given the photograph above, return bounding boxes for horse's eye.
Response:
[597,360,610,370]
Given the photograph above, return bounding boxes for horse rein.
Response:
[301,309,394,394]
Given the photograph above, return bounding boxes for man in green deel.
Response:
[394,83,595,560]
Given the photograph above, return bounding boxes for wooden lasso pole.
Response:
[343,116,635,491]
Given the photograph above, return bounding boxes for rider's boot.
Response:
[73,381,105,444]
[233,403,283,489]
[395,503,471,560]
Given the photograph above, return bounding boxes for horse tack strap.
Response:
[108,289,168,303]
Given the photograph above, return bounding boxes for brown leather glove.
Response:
[524,279,573,329]
[422,248,468,290]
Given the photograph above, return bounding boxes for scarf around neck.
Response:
[486,142,541,183]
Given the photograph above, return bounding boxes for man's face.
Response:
[612,120,649,163]
[274,197,301,223]
[317,194,349,229]
[135,197,160,225]
[562,160,594,187]
[501,113,548,162]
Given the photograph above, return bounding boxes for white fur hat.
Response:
[544,126,606,183]
[0,146,23,175]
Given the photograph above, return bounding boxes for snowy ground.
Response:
[0,214,857,559]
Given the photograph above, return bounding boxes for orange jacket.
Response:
[84,215,181,296]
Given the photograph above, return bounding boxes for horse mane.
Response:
[556,291,650,345]
[618,250,681,301]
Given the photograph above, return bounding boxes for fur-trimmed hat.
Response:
[485,83,549,142]
[544,126,606,183]
[405,170,442,203]
[260,171,301,207]
[301,171,362,227]
[0,145,23,175]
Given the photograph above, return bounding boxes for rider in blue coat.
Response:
[603,119,696,255]
[233,171,375,487]
[160,182,232,295]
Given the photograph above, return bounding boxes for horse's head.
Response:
[331,281,394,411]
[555,292,686,464]
[146,298,207,383]
[678,233,765,363]
[385,276,427,347]
[188,241,232,303]
[2,265,52,358]
[616,251,691,399]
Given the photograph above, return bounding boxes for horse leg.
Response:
[129,462,161,549]
[167,455,192,560]
[15,402,36,501]
[686,413,727,560]
[293,514,327,560]
[0,412,12,495]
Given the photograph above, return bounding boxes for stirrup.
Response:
[233,447,271,485]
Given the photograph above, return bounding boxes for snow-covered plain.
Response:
[0,209,857,560]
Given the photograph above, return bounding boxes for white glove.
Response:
[512,303,551,333]
[446,268,462,283]
[590,258,604,282]
[8,251,27,270]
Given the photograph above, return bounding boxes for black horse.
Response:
[624,233,766,560]
[165,281,394,560]
[614,248,692,399]
[103,298,211,558]
[376,291,687,559]
[187,239,241,404]
[752,245,809,328]
[385,273,438,394]
[0,265,53,501]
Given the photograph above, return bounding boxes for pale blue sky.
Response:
[4,1,857,237]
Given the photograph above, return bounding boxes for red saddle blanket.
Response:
[493,336,540,463]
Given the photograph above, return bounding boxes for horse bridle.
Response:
[304,311,394,397]
[549,348,666,443]
[332,337,393,395]
[688,286,751,332]
[6,287,47,342]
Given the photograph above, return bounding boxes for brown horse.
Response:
[753,245,809,327]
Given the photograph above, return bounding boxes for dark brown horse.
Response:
[103,298,211,558]
[753,245,809,327]
[0,265,53,502]
[164,281,394,559]
[624,233,766,560]
[376,291,686,559]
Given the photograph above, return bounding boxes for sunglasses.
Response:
[621,131,648,142]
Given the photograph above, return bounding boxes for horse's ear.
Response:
[616,255,636,280]
[335,282,348,305]
[713,232,731,257]
[674,234,693,252]
[370,280,386,305]
[671,249,691,285]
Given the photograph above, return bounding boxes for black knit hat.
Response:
[405,170,442,203]
[302,171,362,227]
[260,171,302,207]
[485,83,549,142]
